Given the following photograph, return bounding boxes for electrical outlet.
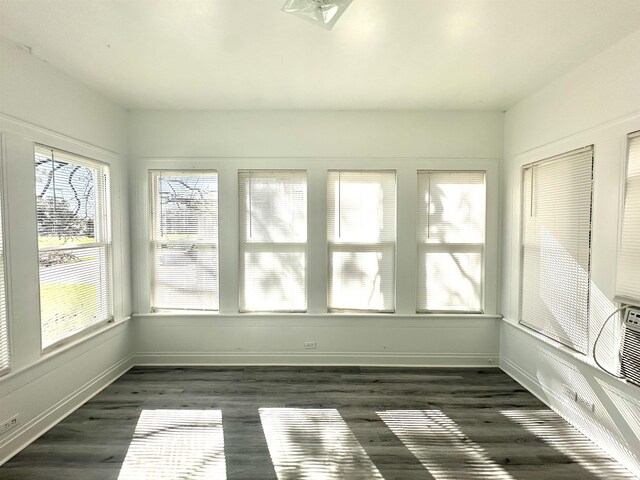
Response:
[1,415,19,436]
[577,395,595,413]
[303,341,317,350]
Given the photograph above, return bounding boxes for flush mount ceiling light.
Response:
[282,0,354,30]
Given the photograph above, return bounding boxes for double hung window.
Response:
[520,146,594,354]
[238,170,307,312]
[35,146,112,349]
[150,171,219,311]
[327,170,396,312]
[417,171,485,313]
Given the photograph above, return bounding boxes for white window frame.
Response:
[150,170,220,312]
[238,170,308,313]
[327,169,397,313]
[132,158,500,317]
[416,170,486,314]
[35,145,113,351]
[519,146,594,354]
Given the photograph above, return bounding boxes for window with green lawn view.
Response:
[35,146,112,349]
[150,171,219,311]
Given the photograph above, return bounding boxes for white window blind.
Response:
[417,171,485,313]
[616,132,640,306]
[35,146,112,349]
[327,170,396,312]
[520,146,594,354]
[150,171,219,312]
[0,170,8,374]
[239,170,307,312]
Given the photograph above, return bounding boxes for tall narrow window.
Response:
[417,171,485,313]
[327,170,396,312]
[35,146,112,349]
[239,170,307,312]
[0,167,8,374]
[520,146,594,354]
[616,132,640,306]
[150,171,218,312]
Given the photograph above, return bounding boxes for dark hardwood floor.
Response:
[1,367,636,479]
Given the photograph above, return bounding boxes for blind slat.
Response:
[151,171,219,312]
[327,170,396,312]
[520,146,594,354]
[616,133,640,305]
[239,170,307,312]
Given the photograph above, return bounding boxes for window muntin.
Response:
[417,171,485,313]
[150,171,219,312]
[238,170,307,312]
[520,146,594,354]
[35,146,112,349]
[327,170,396,312]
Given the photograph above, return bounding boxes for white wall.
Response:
[501,28,640,476]
[129,111,504,367]
[0,38,133,465]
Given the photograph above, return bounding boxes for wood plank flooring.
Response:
[1,367,636,479]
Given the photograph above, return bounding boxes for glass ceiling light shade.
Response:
[282,0,353,30]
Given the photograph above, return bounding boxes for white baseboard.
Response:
[0,354,135,466]
[133,351,500,367]
[501,354,640,478]
[500,355,549,402]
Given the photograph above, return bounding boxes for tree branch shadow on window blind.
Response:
[35,146,112,349]
[150,171,219,312]
[520,146,594,354]
[327,170,396,313]
[238,170,307,313]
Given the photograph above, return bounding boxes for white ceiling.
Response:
[1,0,640,110]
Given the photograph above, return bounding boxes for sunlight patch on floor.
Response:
[501,409,635,479]
[259,407,384,480]
[118,409,226,480]
[379,409,514,480]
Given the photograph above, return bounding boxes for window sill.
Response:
[134,312,502,320]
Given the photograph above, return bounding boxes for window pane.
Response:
[153,244,218,311]
[418,247,482,312]
[328,171,396,243]
[35,146,112,349]
[418,172,485,244]
[327,171,396,312]
[520,147,593,354]
[417,171,485,313]
[329,246,395,312]
[240,172,306,243]
[151,171,218,312]
[239,171,307,312]
[39,246,110,348]
[242,248,306,312]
